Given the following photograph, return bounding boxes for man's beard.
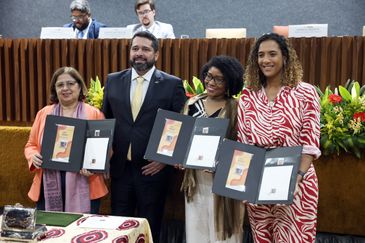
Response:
[142,18,151,27]
[75,22,89,31]
[129,58,155,73]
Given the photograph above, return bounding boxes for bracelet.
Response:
[297,170,306,178]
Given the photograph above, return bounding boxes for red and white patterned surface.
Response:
[0,214,153,243]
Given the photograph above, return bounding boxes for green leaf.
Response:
[350,81,360,99]
[233,90,242,99]
[344,137,355,148]
[344,79,354,90]
[320,87,331,106]
[337,140,348,152]
[339,86,352,102]
[192,76,204,94]
[95,76,102,90]
[347,80,354,93]
[360,85,365,96]
[352,146,362,159]
[320,134,331,149]
[357,136,365,145]
[183,80,195,95]
[182,79,189,90]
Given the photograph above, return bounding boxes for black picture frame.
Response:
[41,115,115,173]
[212,139,302,204]
[144,109,229,170]
[83,119,115,173]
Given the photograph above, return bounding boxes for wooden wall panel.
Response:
[0,40,4,120]
[36,40,46,113]
[28,40,36,120]
[19,39,28,122]
[4,40,13,121]
[0,37,364,123]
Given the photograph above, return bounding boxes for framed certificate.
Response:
[41,115,115,173]
[144,109,229,170]
[82,119,115,173]
[212,139,302,204]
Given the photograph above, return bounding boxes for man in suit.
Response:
[64,0,106,39]
[102,31,186,242]
[127,0,175,38]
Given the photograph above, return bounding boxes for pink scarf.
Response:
[43,102,91,213]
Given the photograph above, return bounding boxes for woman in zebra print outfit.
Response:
[237,33,321,242]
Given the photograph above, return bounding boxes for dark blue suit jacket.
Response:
[102,68,186,178]
[64,18,106,39]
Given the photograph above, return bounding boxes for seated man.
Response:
[64,0,106,39]
[127,0,175,39]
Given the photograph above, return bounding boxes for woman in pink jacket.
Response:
[24,66,108,214]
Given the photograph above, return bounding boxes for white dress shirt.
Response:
[127,21,175,39]
[130,66,156,103]
[74,18,92,39]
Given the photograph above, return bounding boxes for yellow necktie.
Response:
[131,76,144,120]
[128,76,144,160]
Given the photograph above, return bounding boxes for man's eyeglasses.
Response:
[70,14,87,21]
[137,9,152,16]
[55,80,78,89]
[204,72,225,86]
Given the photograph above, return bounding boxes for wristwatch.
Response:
[297,170,306,178]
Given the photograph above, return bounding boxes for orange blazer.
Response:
[24,103,108,202]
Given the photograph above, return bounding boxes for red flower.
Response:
[185,92,194,98]
[328,94,342,104]
[353,112,365,122]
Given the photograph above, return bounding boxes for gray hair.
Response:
[70,0,91,14]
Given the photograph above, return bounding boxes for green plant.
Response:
[183,76,205,97]
[318,79,365,158]
[86,76,104,110]
[183,76,242,98]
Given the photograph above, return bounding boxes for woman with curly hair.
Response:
[181,55,245,242]
[237,33,321,242]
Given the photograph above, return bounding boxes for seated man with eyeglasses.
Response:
[64,0,106,39]
[127,0,175,39]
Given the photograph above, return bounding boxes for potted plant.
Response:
[317,80,365,158]
[86,76,104,110]
[315,80,365,236]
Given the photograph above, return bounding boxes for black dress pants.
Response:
[111,160,171,243]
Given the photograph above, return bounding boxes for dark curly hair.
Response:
[244,33,303,91]
[200,55,244,97]
[49,66,87,104]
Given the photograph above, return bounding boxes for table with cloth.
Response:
[0,212,153,243]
